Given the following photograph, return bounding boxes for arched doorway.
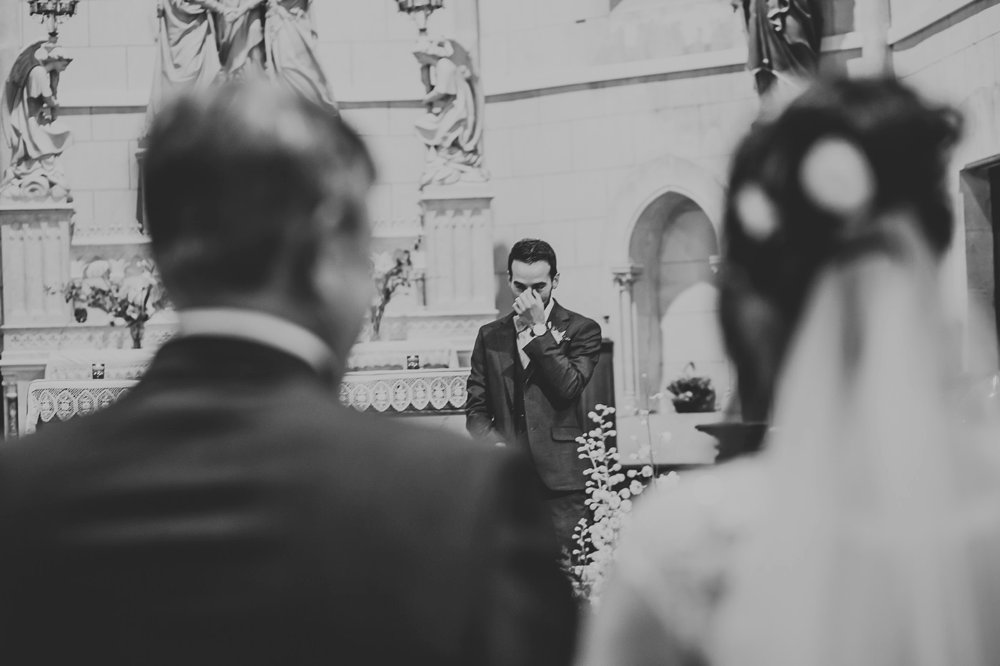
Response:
[628,192,729,408]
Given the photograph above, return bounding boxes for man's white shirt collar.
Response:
[177,308,334,374]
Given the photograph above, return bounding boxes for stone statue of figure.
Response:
[734,0,824,98]
[147,0,224,124]
[214,0,266,77]
[264,0,338,114]
[0,40,73,202]
[413,37,486,189]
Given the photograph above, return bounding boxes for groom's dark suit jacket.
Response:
[467,301,602,491]
[0,336,576,666]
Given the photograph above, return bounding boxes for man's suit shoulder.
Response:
[477,315,511,338]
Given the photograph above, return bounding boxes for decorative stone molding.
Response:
[371,217,422,239]
[420,185,496,315]
[358,310,494,343]
[2,321,177,353]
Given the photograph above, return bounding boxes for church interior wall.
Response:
[10,0,1000,423]
[889,0,1000,365]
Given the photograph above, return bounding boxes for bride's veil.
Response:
[709,218,1000,666]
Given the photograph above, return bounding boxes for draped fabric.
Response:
[264,0,337,114]
[147,1,222,122]
[214,0,265,77]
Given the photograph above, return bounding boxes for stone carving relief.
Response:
[0,40,73,203]
[149,0,337,120]
[413,36,487,189]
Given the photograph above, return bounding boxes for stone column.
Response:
[855,0,893,76]
[612,265,642,407]
[3,381,17,438]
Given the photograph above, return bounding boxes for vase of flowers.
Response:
[370,249,412,340]
[56,261,167,349]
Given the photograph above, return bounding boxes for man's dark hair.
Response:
[142,80,376,304]
[507,239,558,279]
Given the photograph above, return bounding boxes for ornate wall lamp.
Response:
[27,0,79,40]
[394,0,444,34]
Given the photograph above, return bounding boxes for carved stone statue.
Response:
[214,0,266,78]
[734,0,824,97]
[413,37,486,189]
[0,41,73,202]
[147,0,224,123]
[264,0,337,114]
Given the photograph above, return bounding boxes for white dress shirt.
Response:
[177,308,335,375]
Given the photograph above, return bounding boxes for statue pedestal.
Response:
[420,184,496,314]
[0,204,73,327]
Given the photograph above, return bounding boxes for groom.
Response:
[467,239,603,552]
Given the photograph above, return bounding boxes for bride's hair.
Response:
[719,76,961,421]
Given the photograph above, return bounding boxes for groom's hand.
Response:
[513,288,546,328]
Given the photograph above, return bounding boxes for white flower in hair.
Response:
[799,137,875,218]
[735,184,779,241]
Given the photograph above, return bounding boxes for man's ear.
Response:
[552,273,560,290]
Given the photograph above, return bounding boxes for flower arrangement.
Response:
[666,362,717,413]
[370,248,413,340]
[566,404,674,606]
[55,260,168,348]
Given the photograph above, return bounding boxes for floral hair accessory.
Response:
[734,183,779,241]
[799,136,875,219]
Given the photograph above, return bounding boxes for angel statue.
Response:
[413,37,487,189]
[0,41,73,202]
[265,0,338,114]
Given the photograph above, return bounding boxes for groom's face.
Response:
[509,260,558,307]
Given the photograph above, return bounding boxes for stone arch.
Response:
[605,156,727,408]
[605,155,725,268]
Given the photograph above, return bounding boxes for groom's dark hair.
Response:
[508,239,558,279]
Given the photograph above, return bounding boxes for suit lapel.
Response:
[493,313,518,410]
[548,300,572,337]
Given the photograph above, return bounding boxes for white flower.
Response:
[551,326,568,344]
[799,137,875,218]
[734,184,779,241]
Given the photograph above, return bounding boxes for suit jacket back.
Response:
[0,337,575,666]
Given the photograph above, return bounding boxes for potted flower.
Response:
[665,363,717,413]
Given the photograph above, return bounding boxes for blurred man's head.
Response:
[143,81,376,362]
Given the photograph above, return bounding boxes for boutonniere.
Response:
[550,325,569,344]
